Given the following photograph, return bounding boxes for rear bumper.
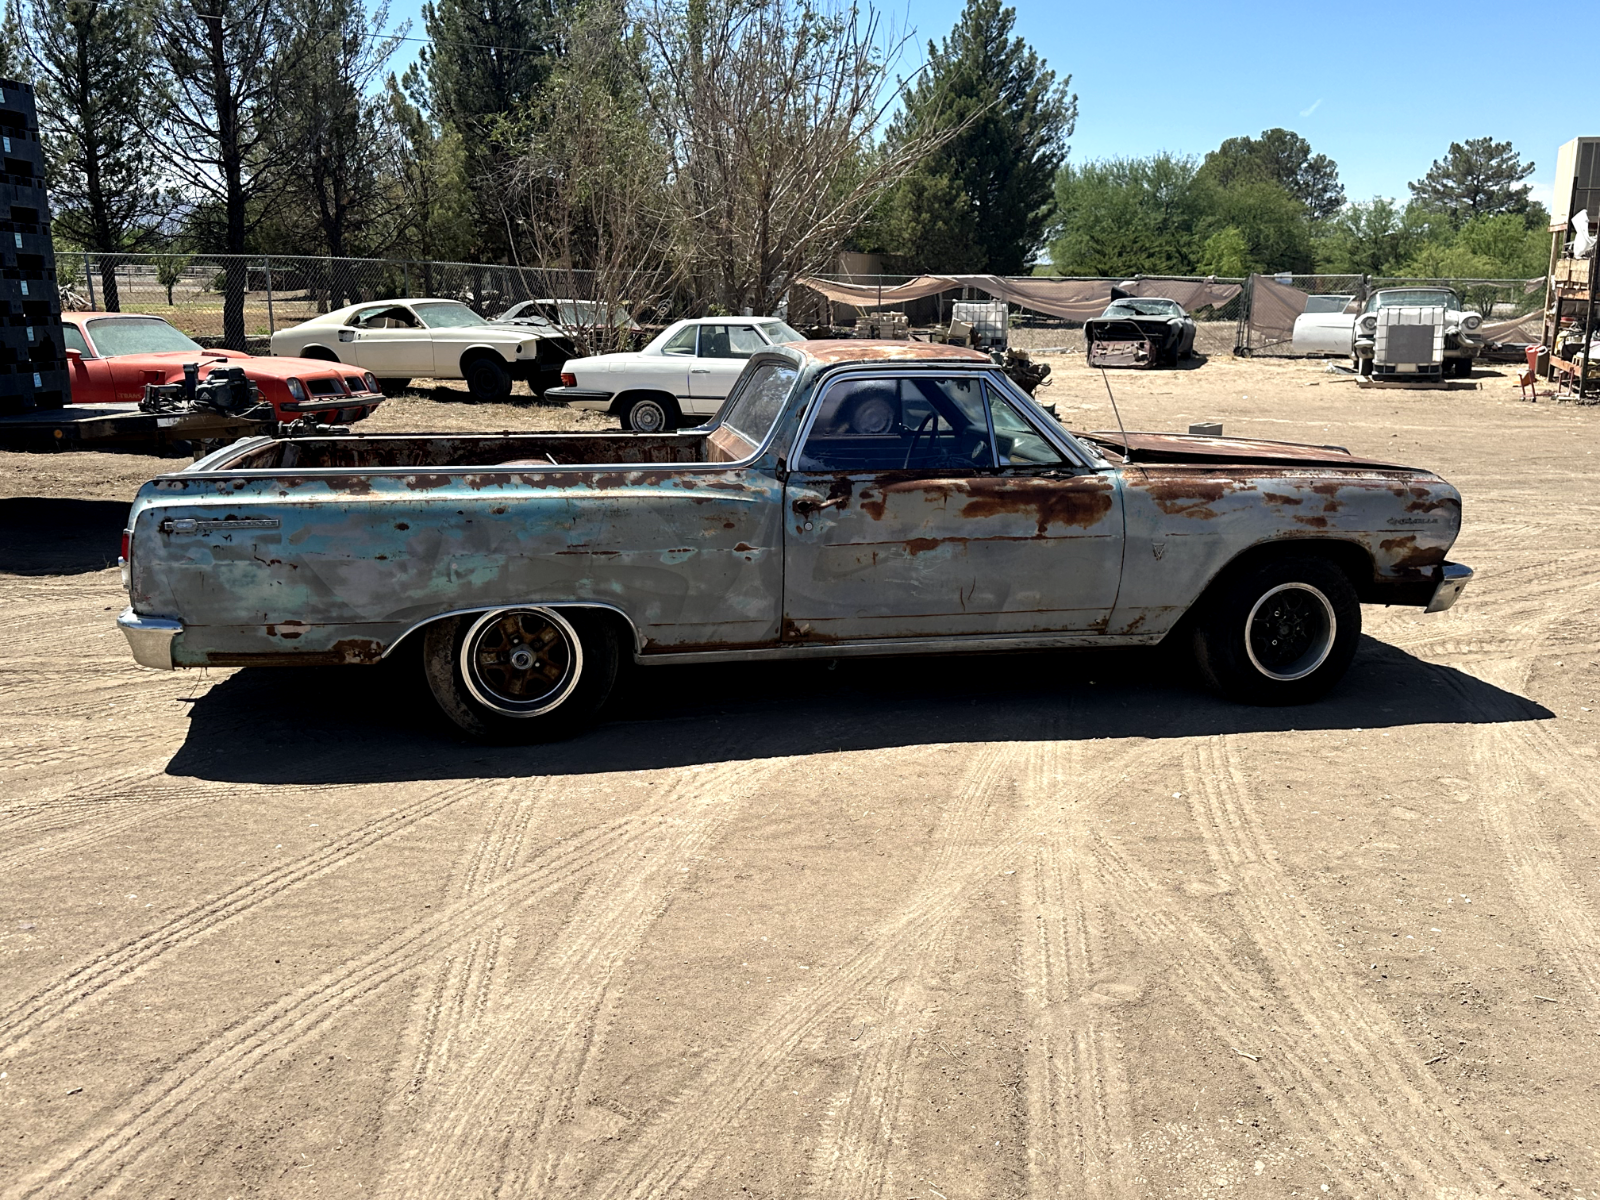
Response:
[544,386,615,410]
[118,607,183,670]
[1425,561,1473,613]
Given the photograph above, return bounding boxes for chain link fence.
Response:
[56,252,1549,361]
[56,252,609,346]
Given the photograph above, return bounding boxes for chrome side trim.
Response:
[633,631,1164,666]
[117,607,183,670]
[1425,561,1473,613]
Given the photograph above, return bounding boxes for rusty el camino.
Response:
[116,341,1472,740]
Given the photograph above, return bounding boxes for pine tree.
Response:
[1198,128,1344,221]
[881,0,1074,274]
[1409,137,1534,226]
[21,0,170,310]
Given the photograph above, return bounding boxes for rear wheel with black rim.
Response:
[421,606,621,741]
[1191,555,1360,704]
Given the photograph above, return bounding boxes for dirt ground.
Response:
[4,351,1599,1199]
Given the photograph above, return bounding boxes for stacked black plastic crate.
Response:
[0,78,64,415]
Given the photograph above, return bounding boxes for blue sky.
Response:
[382,0,1561,208]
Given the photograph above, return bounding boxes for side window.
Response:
[725,325,767,357]
[797,376,994,472]
[987,387,1065,466]
[661,325,698,356]
[63,324,92,357]
[699,324,734,359]
[721,362,798,444]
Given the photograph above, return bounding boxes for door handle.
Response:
[793,495,846,514]
[690,368,711,374]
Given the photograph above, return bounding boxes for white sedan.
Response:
[270,298,575,400]
[545,316,806,431]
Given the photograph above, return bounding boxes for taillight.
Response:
[560,372,576,388]
[119,529,131,592]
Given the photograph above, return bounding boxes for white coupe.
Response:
[545,316,806,431]
[270,298,575,400]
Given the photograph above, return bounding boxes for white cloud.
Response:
[1299,98,1323,118]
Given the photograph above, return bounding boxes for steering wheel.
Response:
[902,411,939,469]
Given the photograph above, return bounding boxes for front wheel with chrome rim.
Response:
[422,606,622,741]
[1192,556,1360,705]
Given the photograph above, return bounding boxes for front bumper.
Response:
[118,607,183,669]
[1425,562,1473,613]
[543,386,615,410]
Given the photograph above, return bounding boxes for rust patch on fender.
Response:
[1140,474,1238,520]
[905,537,942,555]
[1261,492,1303,506]
[405,474,453,491]
[1293,515,1329,529]
[1379,534,1443,570]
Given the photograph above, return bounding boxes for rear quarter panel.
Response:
[129,466,785,666]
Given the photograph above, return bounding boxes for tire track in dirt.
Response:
[1019,741,1137,1200]
[585,740,1172,1200]
[1394,563,1600,1007]
[1083,828,1526,1194]
[1176,736,1519,1192]
[0,780,483,1058]
[400,781,548,1100]
[11,785,723,1200]
[799,744,1025,1200]
[380,757,790,1200]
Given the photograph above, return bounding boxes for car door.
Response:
[686,323,764,414]
[782,371,1125,642]
[63,322,116,403]
[344,305,435,375]
[1291,307,1357,355]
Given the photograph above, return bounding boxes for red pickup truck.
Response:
[62,312,384,425]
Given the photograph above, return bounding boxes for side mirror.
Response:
[338,328,356,342]
[65,348,81,361]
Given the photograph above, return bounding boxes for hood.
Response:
[1079,430,1416,471]
[106,350,351,379]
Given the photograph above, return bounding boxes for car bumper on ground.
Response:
[1425,562,1473,613]
[543,386,614,410]
[118,607,183,669]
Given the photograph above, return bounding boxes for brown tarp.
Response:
[1243,275,1311,350]
[797,274,1242,323]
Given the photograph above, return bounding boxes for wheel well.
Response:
[300,345,340,362]
[459,348,510,376]
[609,389,680,418]
[1169,538,1374,643]
[384,603,644,661]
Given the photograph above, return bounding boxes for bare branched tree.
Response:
[643,0,960,315]
[502,0,679,354]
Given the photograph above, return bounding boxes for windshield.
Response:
[412,301,486,328]
[760,320,806,344]
[1368,289,1459,312]
[550,300,634,329]
[1103,300,1182,317]
[85,317,204,357]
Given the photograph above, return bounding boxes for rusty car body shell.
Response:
[118,340,1467,670]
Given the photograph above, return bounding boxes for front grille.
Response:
[344,376,366,393]
[306,376,347,396]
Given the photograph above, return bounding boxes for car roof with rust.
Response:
[787,339,993,366]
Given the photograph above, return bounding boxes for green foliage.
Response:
[880,0,1075,274]
[1409,137,1535,227]
[1198,128,1344,220]
[421,0,572,259]
[385,65,476,262]
[1048,154,1201,276]
[1196,227,1250,277]
[156,252,191,303]
[1049,152,1311,276]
